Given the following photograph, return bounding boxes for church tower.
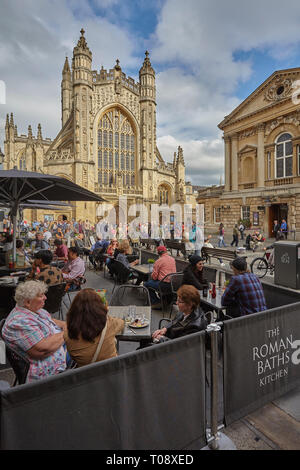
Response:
[139,51,157,202]
[61,57,72,127]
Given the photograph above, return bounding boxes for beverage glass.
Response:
[128,305,136,319]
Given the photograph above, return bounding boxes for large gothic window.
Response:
[158,184,170,205]
[97,109,136,187]
[19,151,26,170]
[275,133,293,178]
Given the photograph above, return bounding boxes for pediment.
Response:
[238,144,257,156]
[219,68,300,129]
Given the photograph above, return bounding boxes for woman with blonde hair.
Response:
[2,280,66,382]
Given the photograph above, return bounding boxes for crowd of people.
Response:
[0,214,274,385]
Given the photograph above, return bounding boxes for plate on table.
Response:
[129,319,149,329]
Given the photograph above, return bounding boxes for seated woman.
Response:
[106,238,118,257]
[28,250,64,285]
[148,285,207,344]
[182,255,208,291]
[2,280,67,382]
[115,239,141,283]
[64,288,124,366]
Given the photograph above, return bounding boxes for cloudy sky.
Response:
[1,0,300,185]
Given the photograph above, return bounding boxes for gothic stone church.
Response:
[4,29,194,223]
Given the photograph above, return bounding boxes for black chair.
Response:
[110,260,136,294]
[0,284,17,320]
[158,272,184,317]
[44,282,66,320]
[110,284,151,307]
[0,319,30,386]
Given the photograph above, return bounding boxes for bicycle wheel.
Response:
[251,257,268,278]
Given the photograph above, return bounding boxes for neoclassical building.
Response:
[4,29,195,224]
[197,67,300,238]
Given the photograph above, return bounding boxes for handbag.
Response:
[90,321,108,363]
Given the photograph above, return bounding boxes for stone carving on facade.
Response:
[91,85,140,122]
[264,77,293,102]
[265,111,300,136]
[47,149,73,162]
[239,128,257,140]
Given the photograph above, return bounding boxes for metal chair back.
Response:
[110,284,151,307]
[0,319,30,386]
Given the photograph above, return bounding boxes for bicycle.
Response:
[250,248,274,279]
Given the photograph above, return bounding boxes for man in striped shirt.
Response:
[221,257,267,317]
[144,246,176,307]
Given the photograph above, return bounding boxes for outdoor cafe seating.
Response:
[0,319,30,386]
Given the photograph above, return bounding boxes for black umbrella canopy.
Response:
[0,169,105,208]
[0,169,105,261]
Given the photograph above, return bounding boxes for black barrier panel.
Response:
[0,331,206,450]
[223,302,300,425]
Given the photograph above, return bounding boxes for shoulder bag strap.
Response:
[90,320,108,363]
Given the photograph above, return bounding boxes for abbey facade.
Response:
[4,29,195,224]
[197,68,300,238]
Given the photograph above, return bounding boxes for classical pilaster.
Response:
[257,124,265,188]
[224,135,231,192]
[231,133,238,191]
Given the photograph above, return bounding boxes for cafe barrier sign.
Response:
[223,303,300,425]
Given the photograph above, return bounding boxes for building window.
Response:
[298,145,300,176]
[19,151,26,170]
[158,185,170,205]
[214,207,221,223]
[241,205,250,221]
[97,108,136,186]
[275,133,293,178]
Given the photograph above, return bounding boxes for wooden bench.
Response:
[165,240,193,259]
[201,246,246,265]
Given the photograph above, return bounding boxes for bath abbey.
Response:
[3,29,196,223]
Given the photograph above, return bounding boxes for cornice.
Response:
[219,68,300,130]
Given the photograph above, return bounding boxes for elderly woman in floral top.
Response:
[2,280,67,382]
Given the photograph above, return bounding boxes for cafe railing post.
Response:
[206,322,221,449]
[203,322,237,451]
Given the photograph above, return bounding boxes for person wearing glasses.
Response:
[182,255,208,291]
[151,285,207,342]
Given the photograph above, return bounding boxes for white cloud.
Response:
[157,135,224,186]
[0,0,139,141]
[151,0,300,184]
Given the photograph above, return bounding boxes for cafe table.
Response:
[108,305,152,344]
[131,264,153,282]
[199,287,228,321]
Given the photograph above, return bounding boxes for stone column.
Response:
[224,135,231,192]
[231,133,238,191]
[257,124,265,188]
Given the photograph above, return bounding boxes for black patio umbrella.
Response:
[0,169,105,261]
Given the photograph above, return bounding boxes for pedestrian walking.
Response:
[230,224,239,247]
[273,219,280,240]
[218,223,226,247]
[238,222,245,240]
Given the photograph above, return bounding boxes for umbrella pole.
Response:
[12,213,17,263]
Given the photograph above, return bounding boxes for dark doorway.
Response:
[268,203,288,237]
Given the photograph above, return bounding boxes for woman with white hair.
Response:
[2,280,67,382]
